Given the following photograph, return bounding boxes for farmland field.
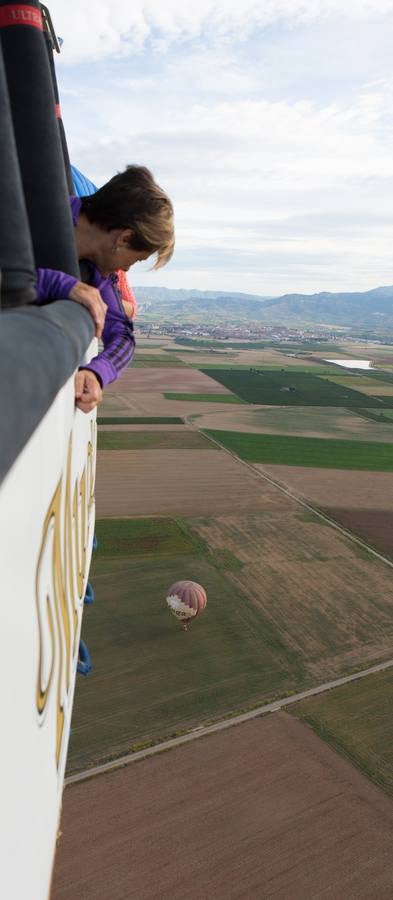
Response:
[96,392,141,416]
[321,509,393,558]
[190,512,393,679]
[94,517,199,557]
[95,448,286,517]
[97,430,212,450]
[99,389,245,418]
[70,336,393,804]
[54,715,393,900]
[205,429,393,470]
[193,406,393,441]
[361,371,393,384]
[320,375,393,389]
[97,416,184,425]
[257,465,393,511]
[164,392,245,403]
[201,369,393,406]
[293,669,393,795]
[367,408,393,420]
[108,366,229,393]
[68,518,304,772]
[69,505,393,773]
[132,354,186,367]
[192,361,337,373]
[134,341,166,349]
[174,338,348,352]
[322,376,393,396]
[257,466,393,557]
[356,409,393,423]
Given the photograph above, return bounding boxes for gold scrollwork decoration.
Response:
[35,423,96,769]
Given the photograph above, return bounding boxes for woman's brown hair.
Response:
[81,165,174,268]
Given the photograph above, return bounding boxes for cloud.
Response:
[49,0,393,64]
[63,69,393,292]
[54,2,393,293]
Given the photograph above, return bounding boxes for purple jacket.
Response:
[35,197,135,387]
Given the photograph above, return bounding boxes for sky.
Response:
[50,0,393,297]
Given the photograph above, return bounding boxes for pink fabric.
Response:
[117,270,137,319]
[167,581,207,616]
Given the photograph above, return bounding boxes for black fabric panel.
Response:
[0,301,94,484]
[43,31,74,195]
[0,44,36,306]
[0,0,79,276]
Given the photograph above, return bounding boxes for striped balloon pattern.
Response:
[166,581,207,631]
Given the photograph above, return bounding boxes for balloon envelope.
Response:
[166,580,207,625]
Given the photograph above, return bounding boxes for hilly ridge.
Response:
[134,285,393,330]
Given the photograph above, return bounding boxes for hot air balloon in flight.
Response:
[166,581,207,631]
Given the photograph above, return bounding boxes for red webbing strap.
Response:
[0,5,43,29]
[55,103,61,118]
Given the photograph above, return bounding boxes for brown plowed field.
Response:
[96,450,290,517]
[105,367,231,393]
[98,424,192,431]
[190,511,393,678]
[100,391,242,417]
[52,714,393,900]
[99,392,144,416]
[323,508,393,559]
[259,465,393,510]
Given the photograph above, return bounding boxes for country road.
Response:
[66,413,393,787]
[194,414,393,572]
[67,656,393,785]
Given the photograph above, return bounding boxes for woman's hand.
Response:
[69,281,107,338]
[75,369,103,413]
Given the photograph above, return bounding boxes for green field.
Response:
[165,347,202,354]
[163,392,245,404]
[97,416,184,425]
[192,364,339,373]
[69,518,305,772]
[192,364,270,370]
[354,410,393,424]
[175,339,271,349]
[135,342,166,349]
[322,375,393,390]
[202,405,393,439]
[201,369,393,407]
[204,430,393,470]
[131,354,186,367]
[361,371,393,385]
[292,669,393,796]
[93,518,200,557]
[175,338,347,352]
[70,514,393,775]
[98,430,212,450]
[367,408,393,420]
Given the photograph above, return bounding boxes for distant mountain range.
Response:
[133,285,393,331]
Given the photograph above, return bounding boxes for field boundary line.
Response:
[197,425,393,572]
[67,412,393,788]
[66,658,393,786]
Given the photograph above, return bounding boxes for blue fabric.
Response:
[83,582,95,605]
[77,639,92,675]
[71,165,97,197]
